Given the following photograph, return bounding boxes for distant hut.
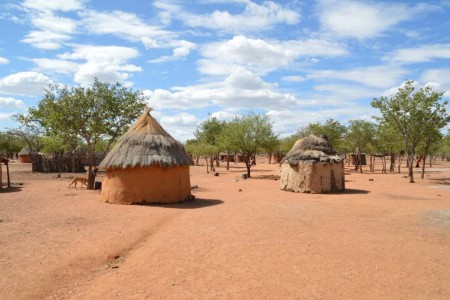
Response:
[18,147,33,163]
[219,152,235,162]
[99,108,192,204]
[280,135,344,193]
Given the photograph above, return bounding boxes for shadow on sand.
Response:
[339,188,370,195]
[427,177,450,185]
[251,174,280,181]
[134,198,223,209]
[0,185,23,193]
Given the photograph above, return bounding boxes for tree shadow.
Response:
[251,175,280,181]
[428,178,450,185]
[339,188,370,195]
[134,198,223,209]
[0,186,23,193]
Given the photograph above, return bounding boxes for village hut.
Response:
[280,135,345,193]
[99,108,192,204]
[219,152,235,162]
[18,147,33,163]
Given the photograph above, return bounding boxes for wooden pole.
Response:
[6,162,10,188]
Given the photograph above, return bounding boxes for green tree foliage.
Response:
[373,123,404,173]
[346,120,376,173]
[194,116,225,168]
[0,131,25,158]
[372,80,449,183]
[298,119,347,152]
[185,139,218,173]
[436,130,450,160]
[16,79,146,189]
[219,113,276,177]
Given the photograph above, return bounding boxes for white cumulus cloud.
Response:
[0,57,9,64]
[159,112,201,142]
[307,65,408,88]
[154,0,300,33]
[31,58,80,75]
[146,68,298,110]
[385,43,450,64]
[81,10,175,46]
[0,71,52,96]
[0,113,14,122]
[199,35,348,76]
[23,0,85,12]
[0,97,26,108]
[317,0,438,40]
[58,45,142,85]
[21,30,72,49]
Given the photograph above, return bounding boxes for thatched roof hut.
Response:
[99,108,192,204]
[18,146,34,163]
[280,135,344,193]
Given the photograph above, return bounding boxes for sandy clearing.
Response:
[1,160,449,299]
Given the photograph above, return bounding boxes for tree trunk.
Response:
[209,156,215,172]
[408,147,415,183]
[243,155,251,177]
[87,144,95,189]
[6,162,10,188]
[226,151,230,170]
[215,153,219,167]
[390,152,395,173]
[358,149,363,173]
[421,154,427,179]
[429,155,432,167]
[205,156,209,173]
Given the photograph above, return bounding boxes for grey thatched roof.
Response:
[99,108,191,170]
[281,135,342,165]
[18,146,36,156]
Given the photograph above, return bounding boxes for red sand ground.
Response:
[0,159,449,299]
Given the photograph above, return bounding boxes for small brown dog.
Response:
[68,177,88,189]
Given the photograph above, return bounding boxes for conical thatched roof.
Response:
[99,108,191,170]
[18,146,35,156]
[281,135,342,165]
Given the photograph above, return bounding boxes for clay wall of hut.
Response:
[101,165,191,204]
[280,161,344,193]
[19,154,32,163]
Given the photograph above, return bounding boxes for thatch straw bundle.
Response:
[281,135,342,165]
[99,108,191,170]
[18,147,34,156]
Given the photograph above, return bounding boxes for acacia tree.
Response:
[194,116,224,169]
[417,127,442,178]
[373,123,404,173]
[299,119,347,152]
[372,81,449,183]
[185,139,218,173]
[219,113,276,177]
[436,130,450,160]
[346,120,376,173]
[0,131,25,159]
[17,79,146,189]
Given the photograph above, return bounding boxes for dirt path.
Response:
[1,161,449,299]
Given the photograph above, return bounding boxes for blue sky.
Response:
[0,0,449,141]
